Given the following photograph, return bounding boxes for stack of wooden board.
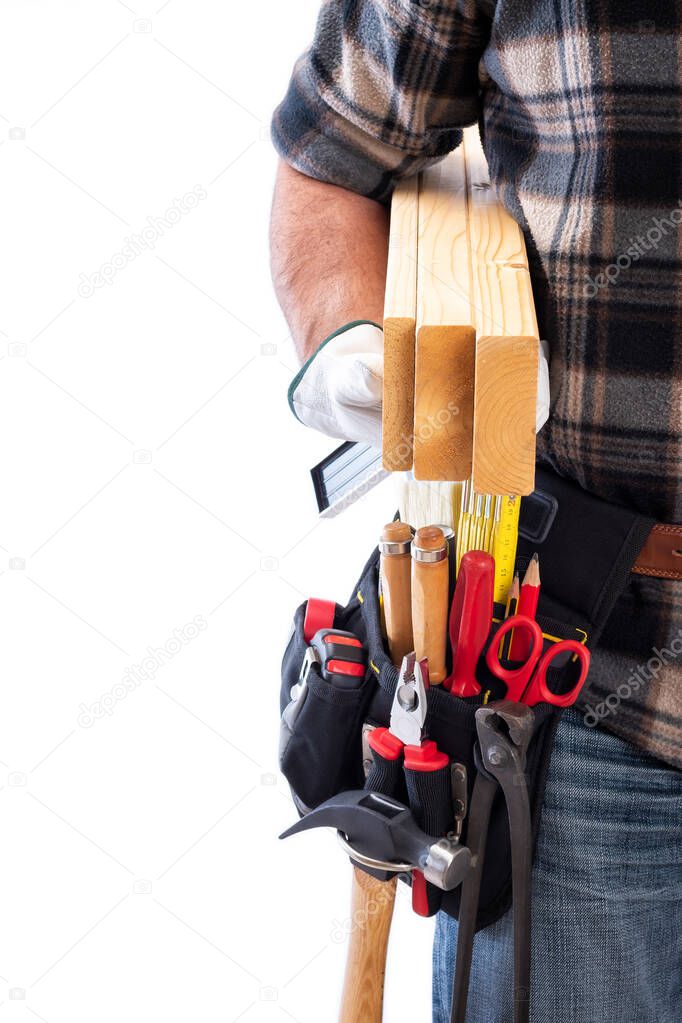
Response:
[381,126,539,497]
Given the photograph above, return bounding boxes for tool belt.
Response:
[279,466,656,929]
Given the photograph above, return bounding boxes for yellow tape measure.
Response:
[492,495,521,605]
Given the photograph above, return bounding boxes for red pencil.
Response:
[509,554,541,660]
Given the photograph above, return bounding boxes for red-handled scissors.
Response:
[485,615,590,707]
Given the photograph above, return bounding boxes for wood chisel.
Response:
[379,521,414,666]
[411,526,449,684]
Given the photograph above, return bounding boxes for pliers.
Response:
[449,701,534,1023]
[366,652,454,915]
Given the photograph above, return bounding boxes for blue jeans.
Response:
[433,709,682,1023]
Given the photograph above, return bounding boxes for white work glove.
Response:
[289,322,551,446]
[536,338,551,433]
[288,321,384,448]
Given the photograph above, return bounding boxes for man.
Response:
[270,3,682,1021]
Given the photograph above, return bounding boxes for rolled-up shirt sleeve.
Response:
[271,0,491,202]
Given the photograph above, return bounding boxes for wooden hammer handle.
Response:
[339,868,397,1023]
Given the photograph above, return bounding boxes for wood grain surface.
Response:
[411,527,449,684]
[463,127,539,494]
[472,335,538,495]
[413,149,475,481]
[380,522,414,666]
[382,176,419,471]
[463,127,539,340]
[339,868,397,1023]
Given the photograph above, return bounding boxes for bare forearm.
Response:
[269,160,389,362]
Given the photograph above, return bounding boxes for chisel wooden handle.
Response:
[411,526,449,684]
[339,867,397,1023]
[379,522,413,667]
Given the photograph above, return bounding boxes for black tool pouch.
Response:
[279,466,654,929]
[279,595,375,815]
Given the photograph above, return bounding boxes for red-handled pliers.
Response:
[366,652,452,916]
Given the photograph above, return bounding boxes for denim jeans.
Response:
[433,709,682,1023]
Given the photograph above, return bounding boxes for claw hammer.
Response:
[340,521,414,1023]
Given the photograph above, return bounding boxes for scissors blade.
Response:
[390,652,428,746]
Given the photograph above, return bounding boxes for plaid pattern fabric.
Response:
[272,1,682,768]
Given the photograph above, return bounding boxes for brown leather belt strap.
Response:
[632,523,682,580]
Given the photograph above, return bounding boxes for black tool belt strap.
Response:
[517,466,654,646]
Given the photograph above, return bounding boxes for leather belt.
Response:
[632,523,682,580]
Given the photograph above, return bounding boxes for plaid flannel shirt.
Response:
[272,1,682,769]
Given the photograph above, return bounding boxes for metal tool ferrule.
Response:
[412,544,447,563]
[378,539,411,556]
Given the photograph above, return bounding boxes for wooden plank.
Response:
[384,175,419,318]
[472,336,538,495]
[413,149,475,481]
[463,126,539,340]
[382,176,419,471]
[464,127,539,494]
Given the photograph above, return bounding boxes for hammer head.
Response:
[280,790,470,891]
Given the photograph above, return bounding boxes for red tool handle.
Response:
[403,740,449,772]
[522,641,591,707]
[310,628,366,688]
[303,598,336,643]
[443,551,494,697]
[485,615,544,702]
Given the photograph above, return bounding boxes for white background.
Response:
[0,2,433,1021]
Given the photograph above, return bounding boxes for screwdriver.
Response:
[443,550,494,697]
